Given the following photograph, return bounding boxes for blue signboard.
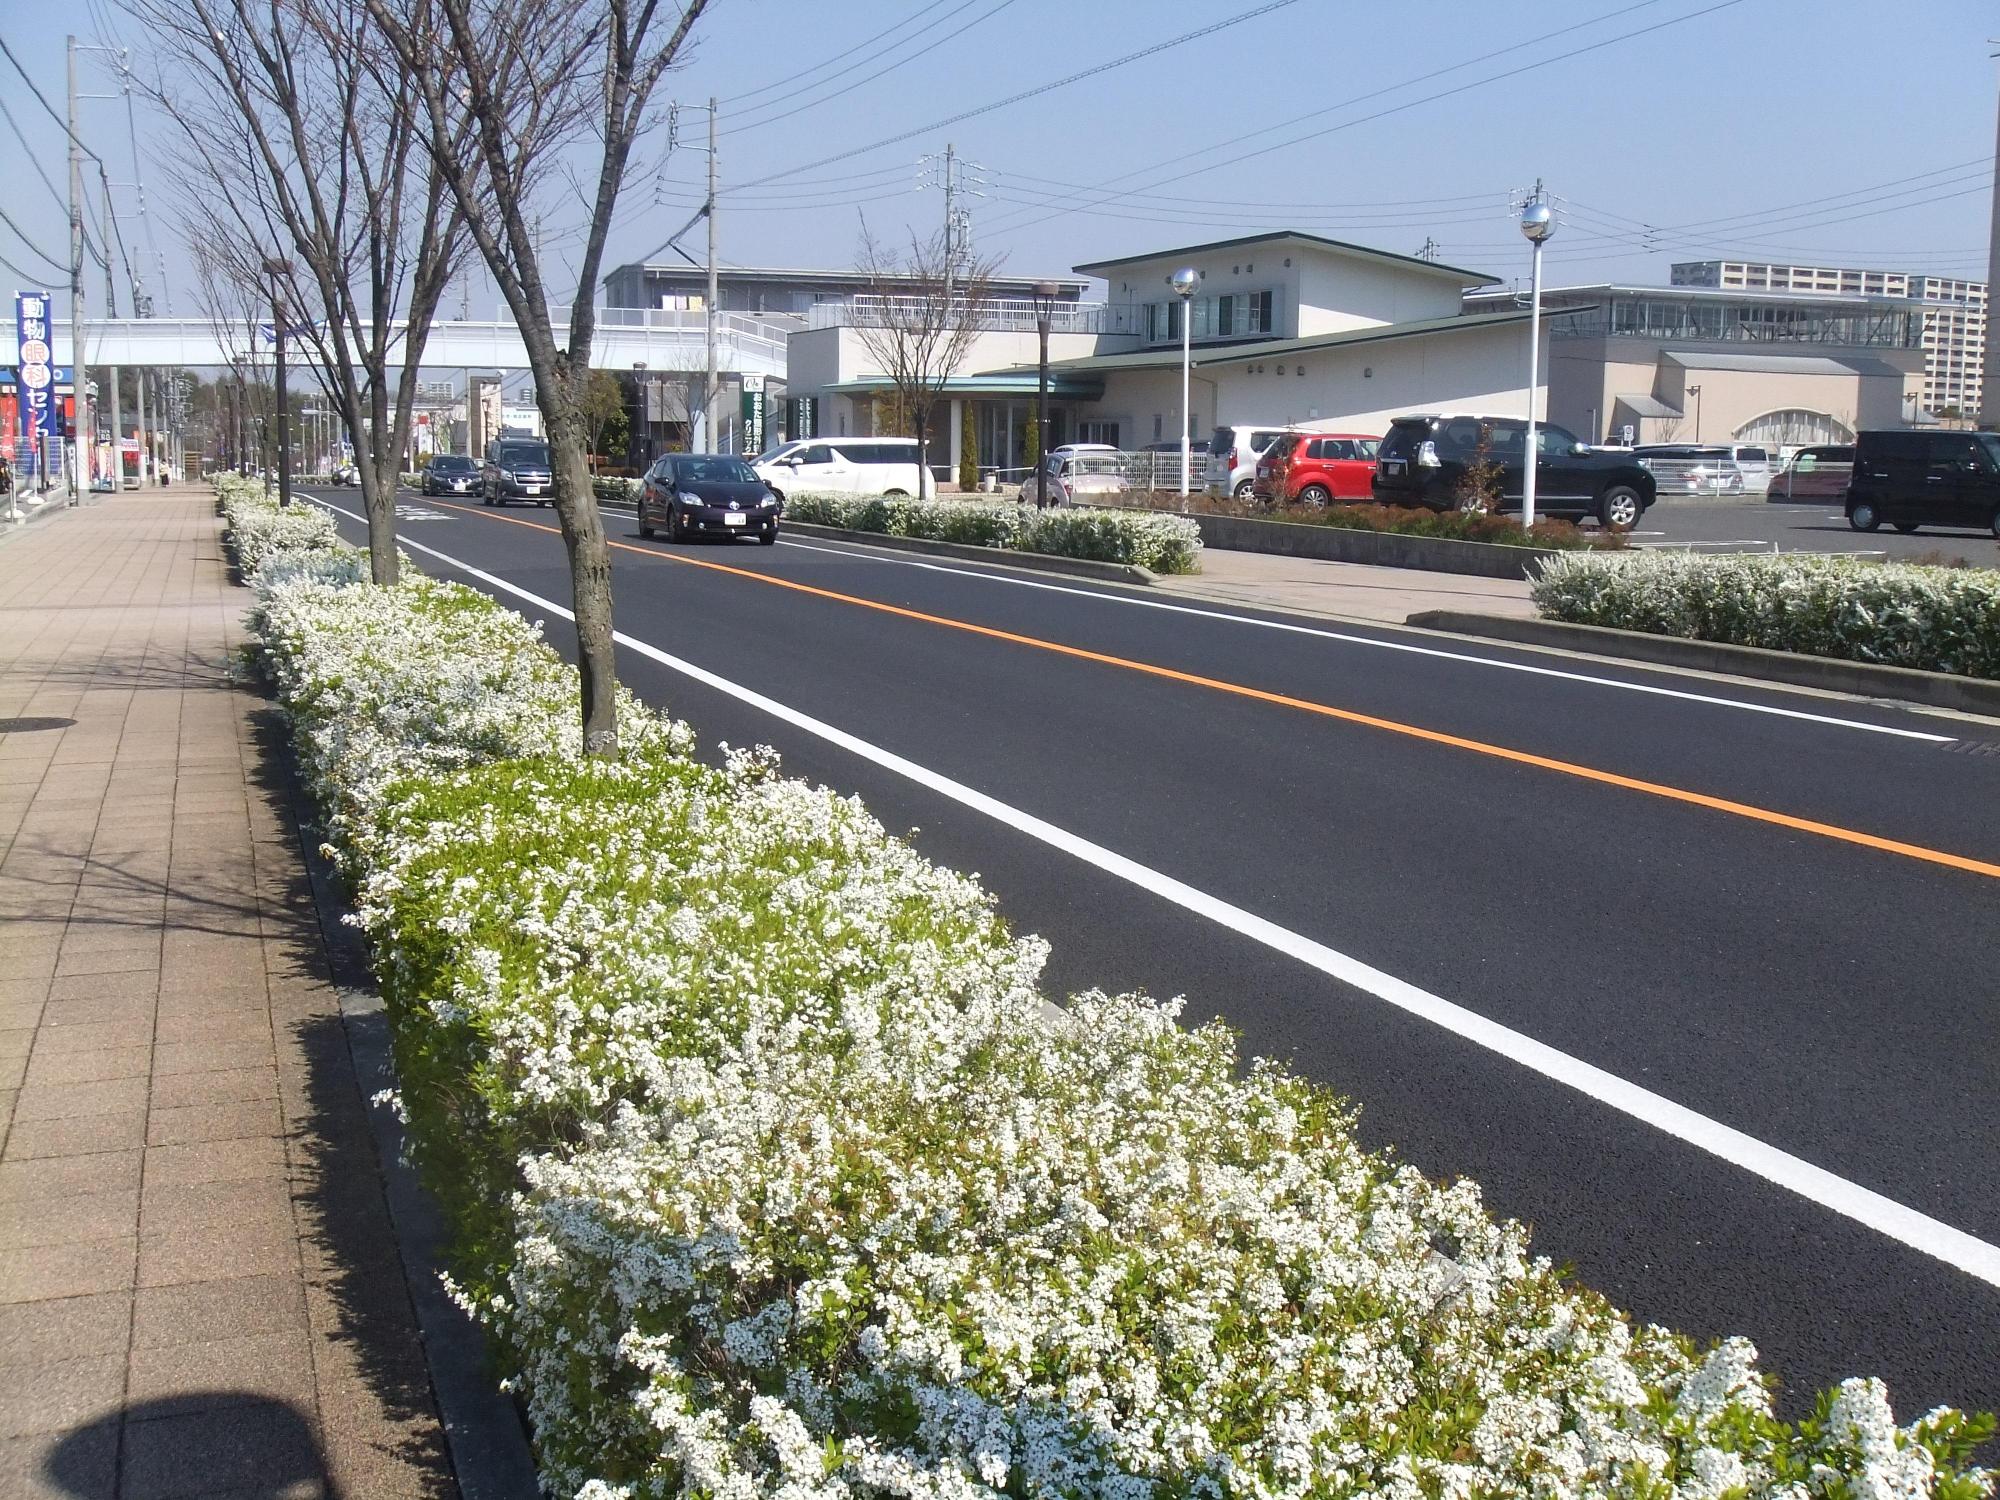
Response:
[15,291,56,459]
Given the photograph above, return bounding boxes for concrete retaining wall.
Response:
[1185,511,1560,580]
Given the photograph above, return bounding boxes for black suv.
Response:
[1373,413,1655,528]
[1846,429,2000,537]
[482,439,553,506]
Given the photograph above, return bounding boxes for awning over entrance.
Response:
[1614,393,1682,419]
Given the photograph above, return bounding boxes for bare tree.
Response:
[134,0,471,585]
[365,0,710,757]
[189,231,275,479]
[852,227,995,493]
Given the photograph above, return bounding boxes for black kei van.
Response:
[1846,429,2000,537]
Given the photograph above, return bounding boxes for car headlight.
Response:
[677,491,703,506]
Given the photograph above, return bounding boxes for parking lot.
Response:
[1626,496,1999,565]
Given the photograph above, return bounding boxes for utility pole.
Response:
[1416,237,1440,263]
[705,96,718,453]
[1983,42,2000,424]
[66,36,90,503]
[942,142,957,301]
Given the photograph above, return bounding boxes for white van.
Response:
[1205,424,1295,500]
[754,437,930,501]
[1724,443,1773,489]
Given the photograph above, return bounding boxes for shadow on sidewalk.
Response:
[244,706,463,1496]
[45,1395,324,1499]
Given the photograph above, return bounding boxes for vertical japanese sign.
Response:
[15,292,55,471]
[740,372,765,455]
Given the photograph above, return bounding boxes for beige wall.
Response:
[786,325,1106,399]
[1548,336,1924,444]
[1088,321,1547,447]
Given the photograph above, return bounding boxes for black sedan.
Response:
[421,454,480,496]
[637,454,781,544]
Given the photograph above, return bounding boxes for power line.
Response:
[0,35,102,163]
[722,0,1022,138]
[0,95,70,213]
[721,0,957,107]
[0,204,71,278]
[727,0,1300,195]
[979,0,1738,242]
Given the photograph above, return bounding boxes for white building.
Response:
[1671,260,1984,418]
[786,231,1536,478]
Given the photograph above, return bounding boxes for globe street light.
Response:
[1170,266,1199,498]
[1518,189,1555,530]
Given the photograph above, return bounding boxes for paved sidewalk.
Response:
[0,491,456,1498]
[1157,546,1536,625]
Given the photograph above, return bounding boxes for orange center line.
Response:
[423,496,2000,882]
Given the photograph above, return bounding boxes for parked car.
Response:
[1845,429,2000,536]
[482,438,554,506]
[1205,424,1294,500]
[638,453,781,544]
[1016,451,1128,507]
[1253,432,1379,505]
[1633,444,1745,497]
[1371,413,1655,528]
[422,454,479,496]
[753,437,927,502]
[1724,443,1773,489]
[1764,444,1854,502]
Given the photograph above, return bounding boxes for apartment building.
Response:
[1672,260,1984,417]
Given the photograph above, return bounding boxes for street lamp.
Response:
[1518,188,1555,530]
[1687,383,1703,443]
[1170,266,1199,498]
[263,256,293,508]
[1031,280,1061,508]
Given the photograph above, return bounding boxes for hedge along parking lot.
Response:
[781,491,1204,574]
[223,474,1996,1498]
[1531,550,2000,680]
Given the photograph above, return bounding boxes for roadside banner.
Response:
[15,292,55,478]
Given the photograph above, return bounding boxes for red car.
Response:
[1253,432,1380,505]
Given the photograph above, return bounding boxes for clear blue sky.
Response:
[5,0,1998,312]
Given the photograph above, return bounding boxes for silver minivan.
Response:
[1724,444,1773,489]
[1205,424,1294,500]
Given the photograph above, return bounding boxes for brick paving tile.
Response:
[0,494,461,1498]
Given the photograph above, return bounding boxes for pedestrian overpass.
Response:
[6,307,792,379]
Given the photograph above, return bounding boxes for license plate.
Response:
[724,512,746,526]
[1380,459,1404,475]
[524,484,542,495]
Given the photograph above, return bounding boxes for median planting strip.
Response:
[228,477,1996,1499]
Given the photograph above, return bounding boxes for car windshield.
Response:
[496,444,549,468]
[676,457,759,484]
[755,443,799,465]
[433,456,473,472]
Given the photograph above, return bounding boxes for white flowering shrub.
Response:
[218,479,345,576]
[226,484,1995,1500]
[786,492,1203,574]
[1532,551,2000,679]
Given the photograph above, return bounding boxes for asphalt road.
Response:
[313,486,2000,1423]
[1639,495,2000,564]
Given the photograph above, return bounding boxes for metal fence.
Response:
[806,297,1137,336]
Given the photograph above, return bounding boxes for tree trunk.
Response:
[544,402,620,758]
[363,376,401,586]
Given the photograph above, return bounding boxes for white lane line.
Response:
[337,505,2000,1291]
[771,537,1952,744]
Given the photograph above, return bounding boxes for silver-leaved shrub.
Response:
[223,482,1996,1500]
[1532,550,2000,678]
[785,491,1203,574]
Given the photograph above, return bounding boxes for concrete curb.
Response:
[1406,609,2000,715]
[782,520,1160,584]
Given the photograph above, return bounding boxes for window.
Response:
[1076,421,1120,446]
[1485,422,1527,461]
[1536,426,1579,457]
[797,444,834,465]
[1930,433,1992,473]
